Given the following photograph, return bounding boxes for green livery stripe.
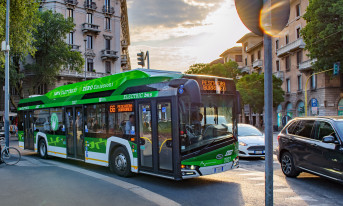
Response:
[85,137,107,153]
[18,131,24,142]
[46,134,66,148]
[181,143,239,167]
[129,142,137,158]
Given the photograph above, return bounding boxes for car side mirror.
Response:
[322,135,337,144]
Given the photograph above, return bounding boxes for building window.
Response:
[244,43,248,52]
[235,55,242,62]
[296,51,302,67]
[296,4,301,17]
[285,35,289,44]
[296,27,301,39]
[286,79,291,93]
[311,73,317,90]
[298,75,302,91]
[37,84,47,95]
[104,0,110,7]
[285,56,291,71]
[86,0,93,5]
[105,39,111,50]
[87,35,93,49]
[87,13,93,24]
[258,50,261,59]
[67,8,73,19]
[275,40,279,50]
[276,60,280,71]
[245,58,247,66]
[105,61,111,73]
[251,54,254,64]
[68,32,74,45]
[105,17,111,30]
[87,59,94,72]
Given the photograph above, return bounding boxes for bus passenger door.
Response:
[65,106,84,160]
[24,111,34,150]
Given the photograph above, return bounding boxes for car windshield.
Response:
[238,125,263,136]
[179,94,234,153]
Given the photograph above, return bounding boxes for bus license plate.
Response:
[254,150,264,155]
[214,166,223,173]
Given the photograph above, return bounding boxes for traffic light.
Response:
[334,62,340,76]
[137,52,145,67]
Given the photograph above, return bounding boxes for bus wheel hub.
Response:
[115,153,127,171]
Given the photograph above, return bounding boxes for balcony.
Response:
[122,65,130,71]
[102,6,115,15]
[240,66,250,73]
[252,59,263,68]
[69,44,80,52]
[84,1,97,11]
[64,0,78,6]
[81,23,100,35]
[101,50,118,61]
[121,55,128,65]
[299,59,317,72]
[273,71,284,81]
[121,40,128,49]
[277,38,306,57]
[59,70,110,79]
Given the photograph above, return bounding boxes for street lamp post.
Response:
[84,39,87,81]
[4,0,10,148]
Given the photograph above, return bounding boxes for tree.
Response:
[236,73,284,114]
[185,60,241,81]
[25,10,84,97]
[302,0,343,71]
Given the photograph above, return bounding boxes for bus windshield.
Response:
[179,94,234,153]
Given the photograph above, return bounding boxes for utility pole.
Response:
[84,39,87,81]
[146,51,150,69]
[4,0,10,148]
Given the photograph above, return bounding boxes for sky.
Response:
[127,0,250,73]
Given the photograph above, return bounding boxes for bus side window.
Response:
[107,102,135,140]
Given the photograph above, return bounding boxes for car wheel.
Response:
[38,139,48,159]
[110,147,132,177]
[281,151,300,177]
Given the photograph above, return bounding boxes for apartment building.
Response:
[219,46,243,68]
[272,0,342,128]
[4,0,131,112]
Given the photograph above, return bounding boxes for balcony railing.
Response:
[64,0,78,6]
[84,1,97,10]
[101,50,118,60]
[277,38,306,57]
[102,6,115,15]
[81,23,100,35]
[240,66,250,73]
[252,59,263,68]
[273,71,284,81]
[69,44,80,52]
[121,55,128,65]
[299,59,317,72]
[121,40,128,49]
[59,70,110,79]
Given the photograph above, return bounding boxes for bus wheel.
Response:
[110,147,132,177]
[38,139,48,159]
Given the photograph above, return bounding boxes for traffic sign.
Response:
[311,99,318,107]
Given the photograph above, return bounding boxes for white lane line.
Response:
[286,195,318,202]
[43,160,180,206]
[239,172,264,176]
[247,177,265,181]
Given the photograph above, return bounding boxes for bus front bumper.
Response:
[182,157,239,179]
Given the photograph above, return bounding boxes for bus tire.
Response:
[38,138,48,159]
[110,147,132,177]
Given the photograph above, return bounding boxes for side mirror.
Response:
[322,135,336,144]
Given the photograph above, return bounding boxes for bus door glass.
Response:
[65,106,84,160]
[24,111,34,150]
[138,103,153,169]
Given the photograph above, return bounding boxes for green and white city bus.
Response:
[18,69,240,180]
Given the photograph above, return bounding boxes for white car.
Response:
[237,124,265,157]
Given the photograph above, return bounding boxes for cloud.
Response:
[127,0,225,29]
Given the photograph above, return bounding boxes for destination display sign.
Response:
[201,80,226,92]
[185,76,235,94]
[109,103,133,113]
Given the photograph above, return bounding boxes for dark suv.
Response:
[276,117,343,183]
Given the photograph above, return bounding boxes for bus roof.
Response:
[18,69,235,111]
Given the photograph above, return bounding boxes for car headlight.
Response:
[239,141,247,146]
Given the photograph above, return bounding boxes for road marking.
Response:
[43,160,180,206]
[239,172,264,176]
[247,177,265,181]
[286,195,318,202]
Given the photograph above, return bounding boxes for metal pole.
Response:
[263,1,273,205]
[84,39,87,81]
[304,69,333,116]
[4,0,10,147]
[146,51,150,69]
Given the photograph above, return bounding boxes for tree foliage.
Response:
[302,0,343,71]
[185,60,241,82]
[236,73,284,113]
[25,10,84,91]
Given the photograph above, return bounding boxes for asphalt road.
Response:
[1,134,342,206]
